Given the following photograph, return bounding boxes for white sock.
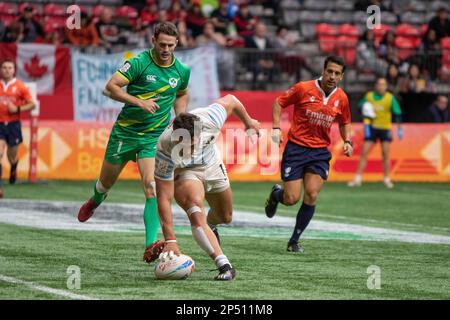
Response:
[384,176,391,184]
[96,180,109,193]
[354,174,362,183]
[215,254,231,268]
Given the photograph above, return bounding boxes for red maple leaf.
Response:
[24,55,48,79]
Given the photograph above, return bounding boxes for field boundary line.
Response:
[0,274,99,300]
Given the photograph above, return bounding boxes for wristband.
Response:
[344,140,353,147]
[165,238,177,243]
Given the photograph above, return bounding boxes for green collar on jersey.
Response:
[149,49,176,68]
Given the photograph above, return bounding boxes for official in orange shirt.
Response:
[0,59,36,198]
[265,56,353,253]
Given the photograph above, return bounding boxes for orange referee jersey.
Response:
[278,79,351,148]
[0,78,33,123]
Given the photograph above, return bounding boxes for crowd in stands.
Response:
[0,0,449,100]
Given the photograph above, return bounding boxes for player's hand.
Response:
[138,98,160,114]
[343,141,353,157]
[245,118,261,144]
[7,101,19,114]
[397,127,404,140]
[161,241,181,257]
[271,128,283,146]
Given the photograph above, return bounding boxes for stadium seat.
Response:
[400,12,426,25]
[44,4,66,16]
[380,11,397,25]
[303,0,334,10]
[339,24,359,37]
[116,6,138,18]
[0,2,17,15]
[299,10,324,23]
[441,37,450,50]
[336,35,358,66]
[419,24,428,37]
[43,16,67,33]
[396,24,419,38]
[325,11,353,24]
[395,37,416,61]
[318,35,338,54]
[316,23,338,36]
[0,14,16,27]
[333,0,354,11]
[93,5,105,17]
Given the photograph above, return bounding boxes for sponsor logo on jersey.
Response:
[120,62,131,73]
[334,100,339,108]
[310,96,315,102]
[285,167,292,177]
[146,75,157,82]
[169,78,178,88]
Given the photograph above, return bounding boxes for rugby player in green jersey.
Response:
[77,22,190,264]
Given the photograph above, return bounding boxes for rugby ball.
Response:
[154,254,195,280]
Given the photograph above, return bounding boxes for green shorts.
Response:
[104,123,160,164]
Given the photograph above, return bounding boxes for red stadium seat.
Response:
[338,24,359,37]
[44,16,67,29]
[441,37,450,50]
[336,35,358,66]
[419,24,428,37]
[44,4,66,16]
[318,35,338,54]
[395,37,416,61]
[0,2,17,15]
[116,6,138,18]
[396,24,419,37]
[93,5,105,17]
[315,23,338,36]
[0,14,16,27]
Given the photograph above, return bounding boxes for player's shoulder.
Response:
[336,86,349,102]
[14,79,29,91]
[174,56,191,74]
[128,51,151,65]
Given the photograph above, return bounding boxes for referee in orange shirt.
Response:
[0,59,36,198]
[265,56,353,253]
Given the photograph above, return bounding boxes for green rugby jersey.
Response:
[115,49,190,136]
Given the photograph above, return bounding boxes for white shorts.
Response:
[175,158,230,194]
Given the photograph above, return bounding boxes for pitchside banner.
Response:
[72,47,220,121]
[3,122,450,182]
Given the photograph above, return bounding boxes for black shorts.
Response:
[281,140,332,181]
[364,125,392,142]
[0,121,23,147]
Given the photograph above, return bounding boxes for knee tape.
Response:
[192,226,215,255]
[187,206,202,216]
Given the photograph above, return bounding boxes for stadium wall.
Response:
[2,121,449,182]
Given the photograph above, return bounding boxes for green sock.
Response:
[92,181,106,205]
[144,197,159,247]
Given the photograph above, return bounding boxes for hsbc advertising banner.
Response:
[71,47,220,122]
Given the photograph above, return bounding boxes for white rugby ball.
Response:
[154,254,195,280]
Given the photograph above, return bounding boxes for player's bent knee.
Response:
[222,211,233,224]
[284,193,300,206]
[304,192,318,204]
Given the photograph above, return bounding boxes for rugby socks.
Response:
[290,202,315,243]
[144,197,159,247]
[272,188,284,204]
[92,180,108,205]
[215,254,231,268]
[10,161,18,173]
[353,174,362,184]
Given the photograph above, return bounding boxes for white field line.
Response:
[1,199,450,245]
[0,274,98,300]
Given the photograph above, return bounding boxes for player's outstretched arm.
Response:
[104,73,160,114]
[214,94,260,135]
[155,178,181,256]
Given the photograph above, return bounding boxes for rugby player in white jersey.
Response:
[154,94,260,280]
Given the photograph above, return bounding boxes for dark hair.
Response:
[154,21,179,39]
[173,113,200,139]
[0,59,15,68]
[324,55,346,73]
[375,76,387,84]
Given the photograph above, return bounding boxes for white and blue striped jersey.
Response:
[156,103,227,177]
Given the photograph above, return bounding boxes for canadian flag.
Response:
[0,43,71,95]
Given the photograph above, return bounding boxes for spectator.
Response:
[378,30,400,65]
[2,21,23,43]
[399,63,436,93]
[234,2,258,37]
[140,1,159,28]
[245,22,276,90]
[428,7,450,41]
[159,0,188,11]
[167,0,187,24]
[0,21,6,41]
[157,10,169,23]
[18,5,44,43]
[96,7,125,50]
[419,28,442,80]
[196,21,236,90]
[427,95,450,122]
[65,12,99,49]
[274,25,315,81]
[386,63,403,98]
[176,20,195,49]
[357,30,388,76]
[186,1,207,38]
[211,0,234,36]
